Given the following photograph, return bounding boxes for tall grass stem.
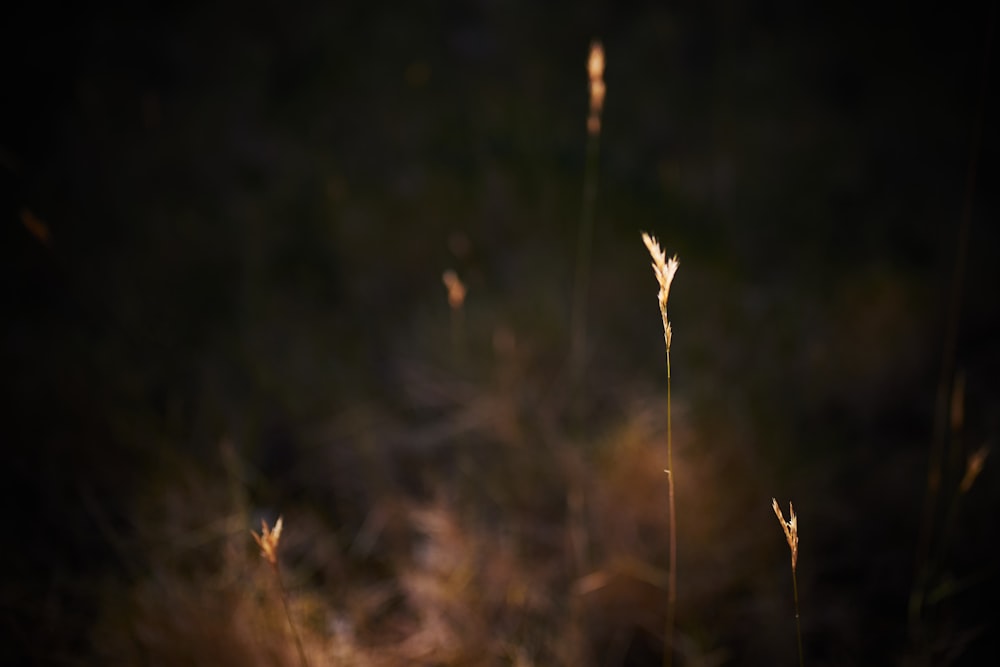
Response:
[570,113,602,382]
[274,564,310,667]
[640,232,679,667]
[772,499,803,667]
[792,565,804,667]
[252,518,310,667]
[665,345,676,667]
[570,40,605,383]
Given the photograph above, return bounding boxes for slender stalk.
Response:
[665,344,676,667]
[641,232,679,667]
[792,564,804,667]
[570,125,601,379]
[911,4,993,642]
[570,41,606,383]
[772,499,803,667]
[252,518,310,667]
[273,563,310,667]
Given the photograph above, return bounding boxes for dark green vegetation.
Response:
[3,1,998,665]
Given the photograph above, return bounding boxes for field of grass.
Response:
[3,2,998,665]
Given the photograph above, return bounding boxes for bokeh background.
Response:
[3,1,998,665]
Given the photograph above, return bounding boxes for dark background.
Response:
[2,1,998,665]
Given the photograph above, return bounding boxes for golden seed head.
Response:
[588,41,605,82]
[772,498,799,571]
[251,516,283,566]
[587,41,606,134]
[442,269,467,310]
[641,232,679,349]
[641,233,679,301]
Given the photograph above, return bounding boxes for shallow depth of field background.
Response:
[3,1,999,665]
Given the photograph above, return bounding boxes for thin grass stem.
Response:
[570,41,605,383]
[772,499,803,667]
[640,232,679,667]
[252,517,310,667]
[273,563,310,667]
[910,4,993,643]
[792,564,804,667]
[665,344,676,667]
[570,98,602,380]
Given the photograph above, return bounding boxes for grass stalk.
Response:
[791,560,804,667]
[442,269,467,365]
[252,517,310,667]
[911,6,992,642]
[641,232,679,667]
[273,563,309,667]
[665,340,676,667]
[570,41,605,382]
[773,499,804,667]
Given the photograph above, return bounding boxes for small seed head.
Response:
[251,516,283,567]
[772,498,799,571]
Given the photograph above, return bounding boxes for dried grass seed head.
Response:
[641,232,679,349]
[442,269,467,309]
[252,516,283,566]
[587,40,606,134]
[641,233,679,308]
[771,499,798,571]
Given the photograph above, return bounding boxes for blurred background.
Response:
[2,0,998,665]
